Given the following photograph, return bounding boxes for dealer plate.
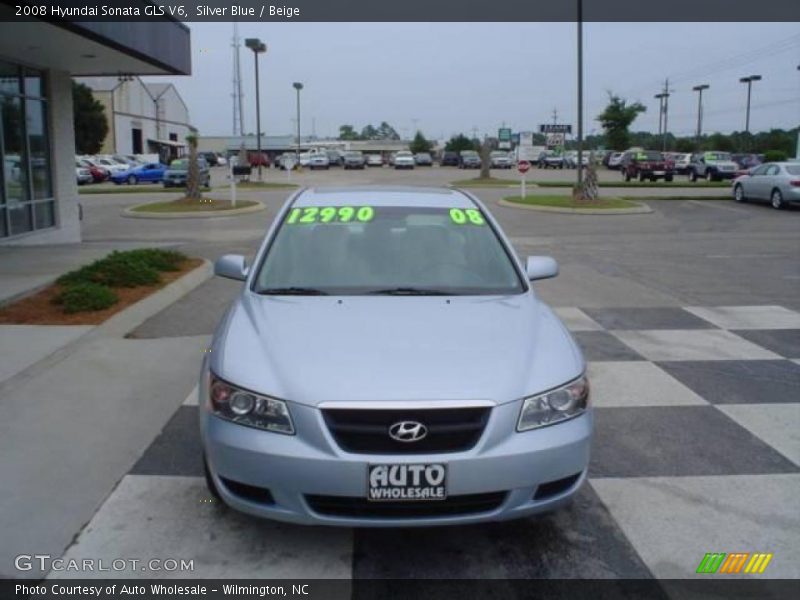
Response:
[367,463,447,502]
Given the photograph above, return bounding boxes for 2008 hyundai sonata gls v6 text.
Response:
[200,186,591,526]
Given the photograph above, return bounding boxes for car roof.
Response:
[293,186,477,208]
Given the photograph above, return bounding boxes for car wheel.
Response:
[639,172,646,182]
[771,189,785,210]
[203,455,221,501]
[665,175,673,182]
[733,184,746,203]
[689,170,697,182]
[624,170,631,182]
[127,175,137,185]
[706,170,714,182]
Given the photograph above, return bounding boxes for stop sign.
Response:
[518,160,531,174]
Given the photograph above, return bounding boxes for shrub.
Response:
[56,250,163,288]
[53,282,118,314]
[763,150,788,162]
[122,248,186,272]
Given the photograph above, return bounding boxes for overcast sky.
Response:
[147,22,800,140]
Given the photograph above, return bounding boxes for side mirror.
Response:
[214,254,249,281]
[526,256,559,281]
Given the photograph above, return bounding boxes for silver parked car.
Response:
[201,186,591,527]
[733,162,800,209]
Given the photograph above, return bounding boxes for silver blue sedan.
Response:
[200,186,591,526]
[733,162,800,209]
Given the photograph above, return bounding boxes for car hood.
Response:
[212,293,583,407]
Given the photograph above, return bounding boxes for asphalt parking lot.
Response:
[3,169,798,585]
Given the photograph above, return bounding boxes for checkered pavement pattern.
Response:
[50,306,800,581]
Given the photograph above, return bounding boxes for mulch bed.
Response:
[0,258,203,326]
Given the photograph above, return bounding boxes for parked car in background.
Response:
[733,162,800,209]
[563,151,589,169]
[249,153,270,168]
[201,152,220,167]
[216,154,228,167]
[366,153,384,167]
[93,157,129,176]
[490,151,512,169]
[620,150,674,182]
[111,162,167,185]
[77,158,108,182]
[394,150,416,169]
[414,152,433,166]
[440,151,460,167]
[276,153,298,170]
[308,154,331,170]
[76,165,92,185]
[343,151,366,170]
[326,150,343,167]
[667,153,692,175]
[732,153,763,172]
[687,151,739,182]
[607,152,624,170]
[538,151,564,169]
[163,157,211,188]
[459,150,481,169]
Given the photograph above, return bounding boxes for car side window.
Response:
[765,165,780,176]
[751,165,769,176]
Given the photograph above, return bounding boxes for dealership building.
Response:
[76,76,192,163]
[0,12,190,244]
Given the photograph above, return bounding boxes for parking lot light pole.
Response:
[692,84,709,148]
[293,82,303,162]
[576,0,584,190]
[245,38,267,181]
[739,75,761,134]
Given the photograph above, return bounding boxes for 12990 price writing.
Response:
[286,206,375,224]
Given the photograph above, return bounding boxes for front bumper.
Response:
[200,392,592,527]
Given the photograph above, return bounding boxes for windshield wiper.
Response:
[257,287,329,296]
[366,287,451,296]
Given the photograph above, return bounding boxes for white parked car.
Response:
[308,154,331,170]
[366,154,384,167]
[393,150,415,169]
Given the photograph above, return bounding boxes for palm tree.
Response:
[184,132,200,201]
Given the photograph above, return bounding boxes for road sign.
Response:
[540,124,572,134]
[498,128,512,142]
[517,160,531,174]
[546,133,565,148]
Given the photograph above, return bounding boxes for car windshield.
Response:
[636,151,663,160]
[254,205,524,295]
[705,152,731,161]
[169,159,188,169]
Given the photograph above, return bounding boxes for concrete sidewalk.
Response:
[0,250,212,579]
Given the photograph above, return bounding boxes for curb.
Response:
[122,201,264,219]
[0,260,213,395]
[497,199,653,215]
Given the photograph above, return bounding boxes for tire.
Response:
[127,175,137,185]
[624,170,631,182]
[665,175,673,182]
[771,189,785,210]
[203,455,221,501]
[689,170,697,182]
[639,171,646,182]
[733,184,746,203]
[706,170,715,182]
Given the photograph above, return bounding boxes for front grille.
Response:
[306,491,507,518]
[322,407,491,454]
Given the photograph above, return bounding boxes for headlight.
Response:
[517,375,589,432]
[209,374,294,435]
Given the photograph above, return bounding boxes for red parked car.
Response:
[620,150,674,182]
[78,159,109,182]
[248,153,270,168]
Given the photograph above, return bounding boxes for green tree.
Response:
[445,134,477,153]
[674,138,695,153]
[596,93,646,151]
[72,82,109,154]
[338,124,360,141]
[376,121,400,140]
[409,131,432,154]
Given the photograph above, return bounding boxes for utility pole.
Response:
[739,75,762,134]
[576,0,584,190]
[654,78,670,152]
[692,84,709,149]
[552,108,558,126]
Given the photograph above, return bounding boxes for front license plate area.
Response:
[367,464,447,502]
